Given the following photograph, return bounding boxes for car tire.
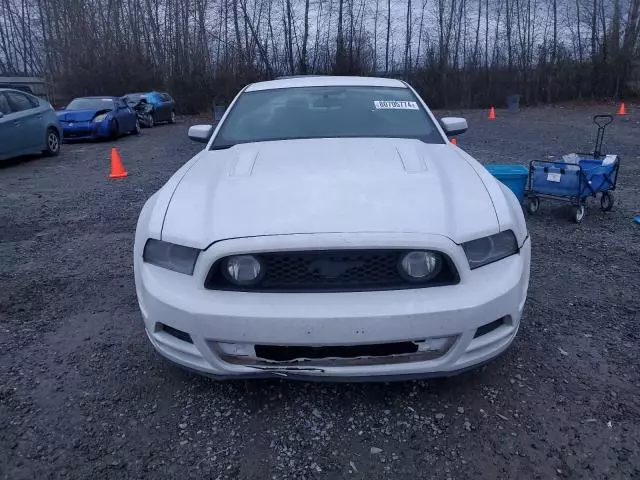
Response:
[147,114,154,128]
[169,111,176,124]
[110,119,120,140]
[573,205,585,223]
[132,119,141,135]
[43,128,61,156]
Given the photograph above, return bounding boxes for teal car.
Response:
[0,88,61,161]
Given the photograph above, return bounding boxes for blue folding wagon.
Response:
[526,115,620,223]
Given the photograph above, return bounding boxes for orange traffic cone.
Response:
[109,147,128,178]
[450,137,457,145]
[488,106,496,120]
[617,102,626,116]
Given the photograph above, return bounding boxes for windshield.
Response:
[123,93,146,104]
[66,98,114,111]
[211,86,444,149]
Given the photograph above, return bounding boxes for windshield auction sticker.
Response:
[374,100,419,110]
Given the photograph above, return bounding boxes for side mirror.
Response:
[440,117,468,136]
[188,124,213,143]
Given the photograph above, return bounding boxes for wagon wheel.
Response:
[600,192,614,212]
[573,205,585,223]
[527,197,540,215]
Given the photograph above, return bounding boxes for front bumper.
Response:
[60,120,110,140]
[135,233,531,380]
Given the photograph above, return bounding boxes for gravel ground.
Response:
[1,106,639,480]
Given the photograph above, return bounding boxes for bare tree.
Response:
[404,0,412,79]
[0,0,637,111]
[336,0,346,71]
[385,0,391,73]
[372,0,380,72]
[414,0,427,69]
[300,0,310,72]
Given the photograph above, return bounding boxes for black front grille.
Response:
[255,342,418,361]
[205,250,459,292]
[64,129,92,137]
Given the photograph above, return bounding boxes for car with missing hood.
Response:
[134,76,531,381]
[56,96,139,140]
[122,91,176,126]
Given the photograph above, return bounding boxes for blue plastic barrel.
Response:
[506,94,521,113]
[485,164,529,202]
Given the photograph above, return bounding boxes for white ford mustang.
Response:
[134,76,531,381]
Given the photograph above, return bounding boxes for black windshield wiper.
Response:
[210,144,235,150]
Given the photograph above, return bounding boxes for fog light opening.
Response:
[413,336,456,353]
[217,342,255,358]
[473,317,507,339]
[158,323,193,344]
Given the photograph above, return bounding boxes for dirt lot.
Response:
[1,106,639,480]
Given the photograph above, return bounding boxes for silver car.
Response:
[0,88,62,161]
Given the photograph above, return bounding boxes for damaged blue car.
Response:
[56,96,140,141]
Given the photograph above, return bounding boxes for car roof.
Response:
[72,96,117,100]
[0,87,36,94]
[245,76,407,92]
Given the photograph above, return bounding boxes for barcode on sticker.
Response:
[374,101,419,110]
[547,172,562,182]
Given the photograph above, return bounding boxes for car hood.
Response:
[161,138,500,248]
[56,109,109,122]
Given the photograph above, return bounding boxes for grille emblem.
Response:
[308,259,364,278]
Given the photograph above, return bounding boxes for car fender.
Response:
[495,181,528,246]
[46,122,60,133]
[126,109,137,130]
[95,114,114,136]
[452,148,527,245]
[44,119,61,136]
[139,151,207,243]
[135,192,159,259]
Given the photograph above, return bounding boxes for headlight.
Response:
[222,255,263,286]
[398,251,442,281]
[462,230,518,269]
[93,113,108,123]
[143,239,200,275]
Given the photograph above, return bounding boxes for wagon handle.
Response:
[593,114,613,128]
[593,114,613,157]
